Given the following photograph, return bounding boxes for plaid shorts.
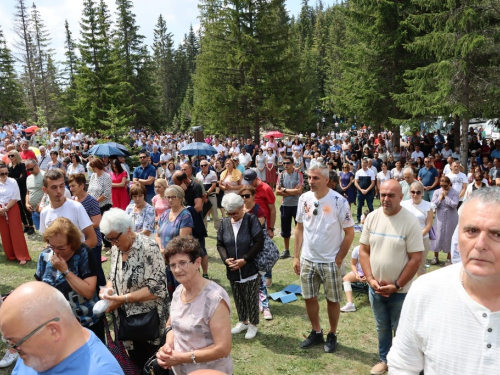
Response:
[300,258,342,302]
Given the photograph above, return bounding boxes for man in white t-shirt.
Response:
[40,169,97,248]
[388,188,500,375]
[359,179,424,375]
[411,145,425,160]
[238,147,252,169]
[159,147,172,163]
[293,163,354,353]
[446,161,467,205]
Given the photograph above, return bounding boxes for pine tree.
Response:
[13,0,37,119]
[0,26,26,121]
[59,19,79,128]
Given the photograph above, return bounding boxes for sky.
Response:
[0,0,337,66]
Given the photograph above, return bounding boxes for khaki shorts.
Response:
[300,258,342,302]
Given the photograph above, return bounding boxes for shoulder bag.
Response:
[113,255,160,342]
[252,217,279,273]
[104,314,141,375]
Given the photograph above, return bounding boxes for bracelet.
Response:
[191,350,196,364]
[124,293,129,303]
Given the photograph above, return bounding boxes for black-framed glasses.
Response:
[169,260,192,270]
[4,317,60,352]
[313,201,319,215]
[410,190,422,195]
[0,172,8,177]
[104,232,122,243]
[227,209,241,216]
[166,196,179,200]
[49,243,69,251]
[239,194,251,199]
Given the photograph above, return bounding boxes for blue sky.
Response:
[0,0,338,65]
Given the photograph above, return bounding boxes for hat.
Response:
[242,169,257,185]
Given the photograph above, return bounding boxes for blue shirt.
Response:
[418,166,439,188]
[133,164,156,196]
[13,331,124,375]
[150,151,161,164]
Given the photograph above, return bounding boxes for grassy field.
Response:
[0,198,444,374]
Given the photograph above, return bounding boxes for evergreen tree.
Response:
[59,19,79,128]
[395,0,500,168]
[13,0,37,119]
[0,26,26,122]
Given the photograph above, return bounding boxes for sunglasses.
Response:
[475,179,482,182]
[239,194,251,199]
[139,156,147,159]
[26,167,34,172]
[313,201,319,215]
[8,155,14,158]
[410,190,422,195]
[0,172,8,177]
[201,164,209,167]
[283,162,291,165]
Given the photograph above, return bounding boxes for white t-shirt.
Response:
[296,190,354,262]
[441,148,453,158]
[238,153,252,167]
[411,151,425,160]
[446,172,467,201]
[160,153,172,162]
[401,200,432,238]
[40,199,93,241]
[377,170,392,185]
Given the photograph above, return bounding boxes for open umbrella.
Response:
[25,126,39,133]
[103,142,131,156]
[29,147,40,157]
[57,127,71,134]
[88,144,125,158]
[179,142,217,157]
[264,131,284,139]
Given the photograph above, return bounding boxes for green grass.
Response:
[0,197,445,374]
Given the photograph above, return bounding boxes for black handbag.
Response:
[113,255,160,342]
[142,329,172,375]
[117,307,160,342]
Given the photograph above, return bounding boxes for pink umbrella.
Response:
[264,131,283,139]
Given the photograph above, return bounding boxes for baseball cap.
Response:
[242,169,257,185]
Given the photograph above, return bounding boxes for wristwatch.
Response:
[269,228,275,231]
[394,281,401,290]
[61,270,70,278]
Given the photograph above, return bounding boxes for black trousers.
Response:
[100,204,113,248]
[129,341,159,370]
[230,277,260,326]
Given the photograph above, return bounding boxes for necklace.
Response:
[182,283,205,303]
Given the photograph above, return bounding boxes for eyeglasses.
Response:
[283,162,291,165]
[49,243,69,251]
[0,172,8,177]
[104,232,122,243]
[313,201,319,215]
[26,167,34,172]
[410,191,422,195]
[201,164,209,167]
[227,209,241,216]
[380,193,396,198]
[8,155,14,158]
[139,156,147,159]
[475,179,482,182]
[165,196,179,200]
[4,317,60,352]
[239,194,251,199]
[169,260,192,270]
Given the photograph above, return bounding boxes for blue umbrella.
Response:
[104,142,131,156]
[179,142,217,156]
[88,144,125,158]
[57,127,71,134]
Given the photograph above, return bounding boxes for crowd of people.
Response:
[0,120,499,375]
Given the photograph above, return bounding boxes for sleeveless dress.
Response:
[256,154,266,181]
[340,171,355,204]
[265,154,277,184]
[110,171,129,210]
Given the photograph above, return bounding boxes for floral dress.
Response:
[126,203,156,235]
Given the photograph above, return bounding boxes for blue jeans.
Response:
[357,190,374,222]
[32,211,40,231]
[368,287,406,363]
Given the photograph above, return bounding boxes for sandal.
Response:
[430,257,439,265]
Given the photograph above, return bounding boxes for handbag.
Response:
[429,226,437,240]
[113,256,160,342]
[104,315,141,375]
[142,330,171,375]
[253,219,279,273]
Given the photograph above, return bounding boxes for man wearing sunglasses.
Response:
[276,156,303,259]
[0,281,123,374]
[132,151,156,204]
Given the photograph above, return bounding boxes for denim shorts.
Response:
[300,258,342,302]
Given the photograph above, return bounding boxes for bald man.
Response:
[0,282,123,375]
[359,179,424,375]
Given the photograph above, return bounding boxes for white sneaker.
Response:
[245,324,258,339]
[340,302,356,312]
[231,322,249,334]
[0,351,18,368]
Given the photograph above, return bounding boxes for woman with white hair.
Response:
[401,181,433,276]
[99,208,167,369]
[217,193,264,340]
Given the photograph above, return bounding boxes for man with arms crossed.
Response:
[294,164,354,353]
[359,179,423,375]
[388,187,500,375]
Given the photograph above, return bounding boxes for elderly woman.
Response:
[7,150,33,234]
[430,176,459,266]
[126,182,156,237]
[35,217,104,341]
[156,185,193,255]
[464,171,488,200]
[0,162,31,265]
[68,173,106,286]
[219,159,243,192]
[157,236,233,374]
[217,193,264,340]
[401,181,433,276]
[67,154,85,175]
[100,208,167,369]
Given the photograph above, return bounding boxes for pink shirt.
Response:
[151,195,170,219]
